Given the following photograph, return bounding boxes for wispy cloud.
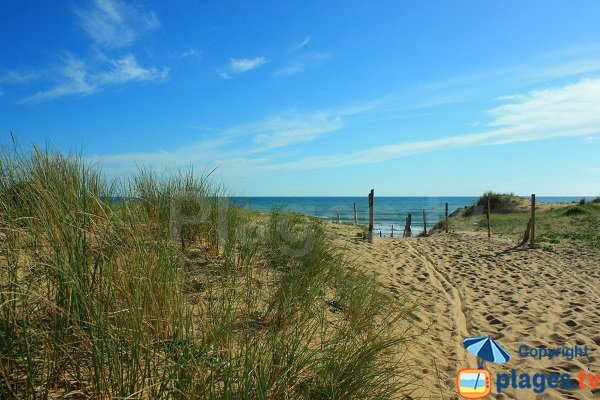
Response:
[275,52,331,77]
[89,74,600,178]
[0,69,41,85]
[216,69,232,80]
[86,102,372,173]
[4,0,166,103]
[374,46,600,116]
[260,77,600,171]
[288,36,310,52]
[228,112,344,152]
[584,136,600,143]
[216,56,268,79]
[74,0,160,48]
[97,55,168,84]
[580,167,600,175]
[22,53,167,103]
[229,57,268,73]
[179,49,200,59]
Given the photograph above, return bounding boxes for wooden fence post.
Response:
[445,202,449,233]
[530,194,536,247]
[422,209,427,236]
[403,213,412,238]
[337,211,340,224]
[391,224,394,238]
[353,202,358,225]
[368,189,374,243]
[486,194,491,238]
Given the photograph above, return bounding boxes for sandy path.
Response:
[329,225,600,399]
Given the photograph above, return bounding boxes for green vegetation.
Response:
[463,192,527,216]
[448,194,600,249]
[475,191,513,207]
[0,145,412,399]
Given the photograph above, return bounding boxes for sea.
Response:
[232,196,593,237]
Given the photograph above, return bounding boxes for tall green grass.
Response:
[0,144,412,399]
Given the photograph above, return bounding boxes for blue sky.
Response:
[1,0,600,196]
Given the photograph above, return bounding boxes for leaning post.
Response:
[530,194,536,247]
[487,194,491,239]
[368,189,374,243]
[445,202,449,233]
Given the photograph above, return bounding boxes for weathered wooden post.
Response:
[380,230,382,237]
[368,189,374,243]
[403,213,412,238]
[486,194,491,238]
[337,211,340,224]
[530,194,536,247]
[391,224,394,238]
[353,202,358,225]
[422,209,427,236]
[445,202,449,233]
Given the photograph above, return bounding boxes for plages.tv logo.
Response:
[456,336,510,399]
[456,369,491,399]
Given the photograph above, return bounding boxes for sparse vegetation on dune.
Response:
[442,192,600,249]
[462,192,529,216]
[0,145,413,399]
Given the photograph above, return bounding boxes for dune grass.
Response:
[448,197,600,249]
[0,144,413,399]
[461,192,528,217]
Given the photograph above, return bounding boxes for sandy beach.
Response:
[328,223,600,399]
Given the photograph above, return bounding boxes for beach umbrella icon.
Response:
[464,336,510,366]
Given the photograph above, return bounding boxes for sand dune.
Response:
[328,224,600,399]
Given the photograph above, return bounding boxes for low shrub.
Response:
[562,205,590,216]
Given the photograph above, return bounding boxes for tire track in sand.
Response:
[404,240,471,368]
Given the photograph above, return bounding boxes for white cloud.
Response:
[74,0,160,48]
[179,49,200,59]
[98,54,168,84]
[22,53,167,103]
[86,104,369,174]
[489,78,600,131]
[275,52,331,77]
[3,0,166,103]
[23,55,94,102]
[216,69,232,80]
[229,57,268,73]
[584,136,600,143]
[581,167,600,174]
[259,78,600,171]
[0,69,41,85]
[89,76,600,178]
[228,112,344,152]
[374,47,600,116]
[288,36,310,52]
